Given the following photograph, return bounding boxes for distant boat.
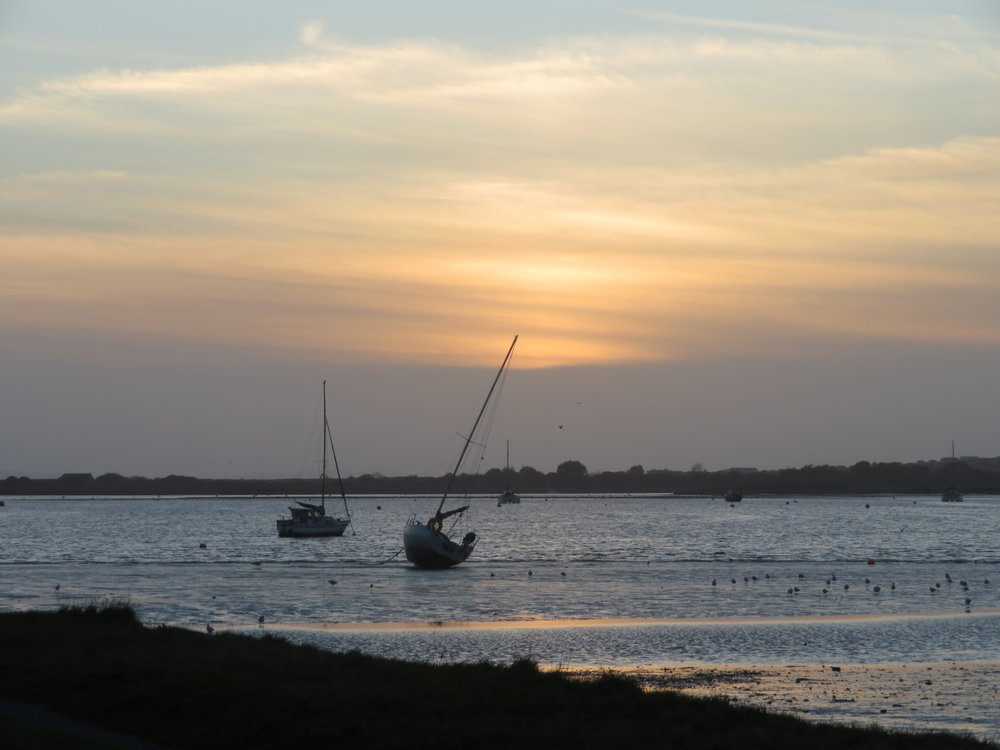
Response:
[941,441,964,503]
[277,381,353,537]
[497,440,521,506]
[404,335,518,568]
[724,490,742,503]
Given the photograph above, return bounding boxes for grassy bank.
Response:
[0,606,992,749]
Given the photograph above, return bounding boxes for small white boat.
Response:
[277,381,353,538]
[278,502,350,536]
[497,440,521,506]
[404,335,517,569]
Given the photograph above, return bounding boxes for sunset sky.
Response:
[2,1,999,480]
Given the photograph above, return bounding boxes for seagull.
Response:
[873,585,881,593]
[560,571,567,577]
[258,615,265,627]
[490,572,495,578]
[890,582,896,590]
[822,588,828,594]
[206,623,214,634]
[55,584,60,591]
[328,579,337,586]
[844,584,850,591]
[528,570,533,576]
[251,561,262,567]
[712,578,717,586]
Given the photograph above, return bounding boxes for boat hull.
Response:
[403,518,476,569]
[497,490,521,506]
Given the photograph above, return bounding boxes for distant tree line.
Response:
[5,456,1000,496]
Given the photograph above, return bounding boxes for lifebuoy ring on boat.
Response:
[427,516,443,533]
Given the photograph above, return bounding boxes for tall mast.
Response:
[951,440,957,486]
[505,440,511,492]
[437,335,518,516]
[321,380,327,511]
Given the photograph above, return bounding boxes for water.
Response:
[1,494,998,668]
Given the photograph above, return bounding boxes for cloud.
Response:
[2,20,999,368]
[300,20,323,47]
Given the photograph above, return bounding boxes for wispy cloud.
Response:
[2,19,998,367]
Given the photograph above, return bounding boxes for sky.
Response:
[2,1,999,479]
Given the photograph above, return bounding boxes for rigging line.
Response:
[325,418,356,536]
[371,546,405,565]
[436,335,517,515]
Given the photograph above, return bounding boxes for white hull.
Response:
[403,516,476,569]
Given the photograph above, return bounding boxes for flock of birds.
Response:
[51,540,987,636]
[710,571,990,613]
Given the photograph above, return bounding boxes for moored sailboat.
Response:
[277,381,353,537]
[497,440,521,506]
[941,441,963,503]
[404,336,518,568]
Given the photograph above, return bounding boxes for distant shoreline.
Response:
[6,457,1000,497]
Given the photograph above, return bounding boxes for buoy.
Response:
[866,558,875,565]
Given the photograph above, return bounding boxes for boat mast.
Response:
[436,335,518,517]
[951,440,957,487]
[321,380,327,512]
[505,440,511,492]
[325,409,354,532]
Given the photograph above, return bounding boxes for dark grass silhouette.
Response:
[0,606,992,750]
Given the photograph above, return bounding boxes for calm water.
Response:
[1,494,998,668]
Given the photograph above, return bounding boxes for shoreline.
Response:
[561,661,1000,742]
[2,606,995,749]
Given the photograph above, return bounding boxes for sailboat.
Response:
[941,441,964,503]
[497,440,521,506]
[277,381,353,537]
[404,335,518,568]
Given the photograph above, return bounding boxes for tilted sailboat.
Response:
[497,440,521,506]
[404,335,518,568]
[277,381,353,537]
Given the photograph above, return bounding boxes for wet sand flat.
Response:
[561,661,1000,742]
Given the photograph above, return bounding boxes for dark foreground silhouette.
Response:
[0,606,991,750]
